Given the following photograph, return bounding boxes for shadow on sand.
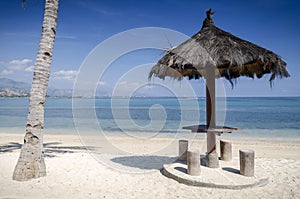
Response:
[0,142,94,158]
[222,167,240,175]
[110,155,177,170]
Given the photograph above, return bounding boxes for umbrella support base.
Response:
[206,153,219,168]
[162,159,269,189]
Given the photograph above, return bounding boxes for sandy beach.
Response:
[1,132,300,199]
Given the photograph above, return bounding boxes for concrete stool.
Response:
[187,150,201,176]
[239,149,255,177]
[220,140,232,161]
[206,153,219,168]
[178,140,188,161]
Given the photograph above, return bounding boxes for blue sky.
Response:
[0,0,299,97]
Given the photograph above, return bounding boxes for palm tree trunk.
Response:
[13,0,59,181]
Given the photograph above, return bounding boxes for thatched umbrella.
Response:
[149,9,290,168]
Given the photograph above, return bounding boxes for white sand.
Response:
[0,132,300,198]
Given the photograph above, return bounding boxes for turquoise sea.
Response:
[0,97,299,140]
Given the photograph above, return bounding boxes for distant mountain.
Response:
[0,78,114,98]
[0,78,31,91]
[0,78,31,97]
[0,78,77,97]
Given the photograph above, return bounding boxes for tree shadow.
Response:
[0,142,95,158]
[0,142,22,153]
[43,142,93,158]
[110,155,177,170]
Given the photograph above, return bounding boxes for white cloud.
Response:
[0,59,33,75]
[9,59,32,71]
[118,81,127,86]
[25,65,34,72]
[53,70,78,80]
[97,81,106,86]
[1,69,13,75]
[9,59,32,65]
[54,70,78,76]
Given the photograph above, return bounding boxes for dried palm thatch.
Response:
[149,9,290,84]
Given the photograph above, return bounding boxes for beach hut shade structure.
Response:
[149,9,290,168]
[149,9,290,84]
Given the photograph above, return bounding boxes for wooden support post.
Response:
[206,66,216,128]
[205,63,219,168]
[239,149,255,177]
[220,140,232,161]
[187,150,201,176]
[206,63,216,153]
[178,140,188,161]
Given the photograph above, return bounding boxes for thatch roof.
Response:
[149,9,290,84]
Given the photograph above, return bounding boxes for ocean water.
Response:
[0,97,299,140]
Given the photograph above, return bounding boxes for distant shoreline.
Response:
[1,96,300,99]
